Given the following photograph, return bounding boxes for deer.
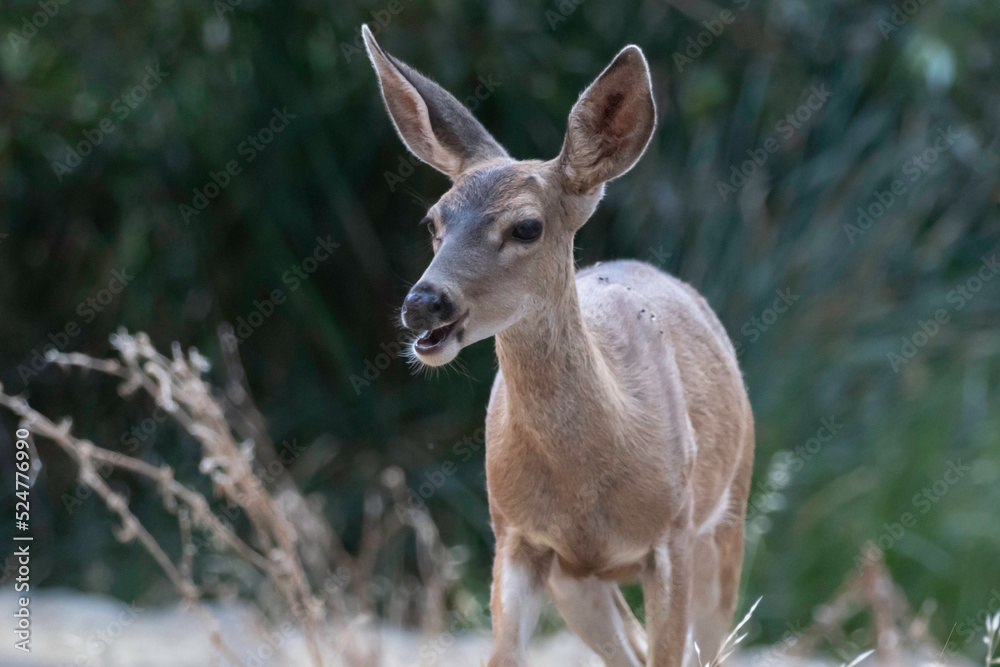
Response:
[362,25,755,667]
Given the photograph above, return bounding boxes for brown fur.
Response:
[362,26,755,667]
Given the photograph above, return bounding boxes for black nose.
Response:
[403,282,455,330]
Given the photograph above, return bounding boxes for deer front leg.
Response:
[488,533,550,667]
[642,519,694,667]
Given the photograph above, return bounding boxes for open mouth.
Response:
[414,313,467,354]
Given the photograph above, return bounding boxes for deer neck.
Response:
[494,262,619,439]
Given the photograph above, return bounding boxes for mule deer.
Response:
[362,26,755,667]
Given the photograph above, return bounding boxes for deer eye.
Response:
[511,219,542,242]
[421,216,440,237]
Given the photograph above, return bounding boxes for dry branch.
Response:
[0,328,460,666]
[0,329,327,666]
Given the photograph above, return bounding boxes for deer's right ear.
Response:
[362,26,508,179]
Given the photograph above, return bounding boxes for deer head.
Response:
[363,26,656,366]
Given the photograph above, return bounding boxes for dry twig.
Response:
[0,329,327,666]
[1,328,461,666]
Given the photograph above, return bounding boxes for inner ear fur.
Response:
[558,45,657,194]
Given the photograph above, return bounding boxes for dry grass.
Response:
[0,328,455,667]
[693,597,761,667]
[985,613,1000,667]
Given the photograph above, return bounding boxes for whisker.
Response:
[448,355,476,383]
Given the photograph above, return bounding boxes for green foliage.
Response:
[1,0,998,656]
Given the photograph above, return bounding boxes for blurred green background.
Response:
[1,0,999,658]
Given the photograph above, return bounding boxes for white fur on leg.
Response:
[500,562,543,658]
[548,561,644,667]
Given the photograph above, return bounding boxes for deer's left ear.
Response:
[557,45,657,194]
[362,26,509,179]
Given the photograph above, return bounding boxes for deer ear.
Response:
[362,26,508,179]
[558,45,656,194]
